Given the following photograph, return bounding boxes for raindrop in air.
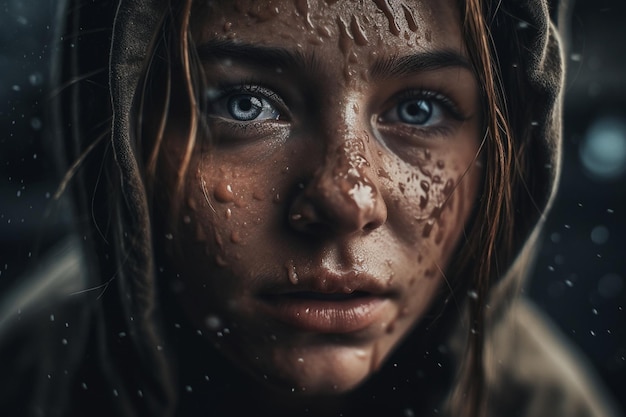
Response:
[580,116,626,179]
[590,225,609,245]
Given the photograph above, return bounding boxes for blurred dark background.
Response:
[1,0,625,413]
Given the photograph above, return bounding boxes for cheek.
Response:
[175,154,290,277]
[382,147,480,270]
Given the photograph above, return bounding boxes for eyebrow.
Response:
[370,50,473,78]
[197,39,310,70]
[196,39,472,78]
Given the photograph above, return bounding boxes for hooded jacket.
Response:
[0,1,622,416]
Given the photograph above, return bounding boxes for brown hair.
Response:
[446,0,520,416]
[138,1,529,417]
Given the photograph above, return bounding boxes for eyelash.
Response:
[206,83,289,122]
[205,83,465,142]
[393,89,465,121]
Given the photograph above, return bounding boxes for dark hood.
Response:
[49,0,567,416]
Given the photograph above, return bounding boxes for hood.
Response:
[51,0,565,415]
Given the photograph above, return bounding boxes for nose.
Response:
[288,137,387,236]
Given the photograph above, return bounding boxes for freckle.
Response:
[230,230,241,244]
[436,160,445,169]
[214,183,234,203]
[425,268,436,278]
[422,219,435,238]
[409,277,416,286]
[420,180,430,193]
[417,253,423,263]
[225,208,232,219]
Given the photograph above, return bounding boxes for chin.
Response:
[250,342,389,396]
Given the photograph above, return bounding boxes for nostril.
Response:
[289,207,333,236]
[363,221,378,233]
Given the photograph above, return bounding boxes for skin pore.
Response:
[154,0,482,406]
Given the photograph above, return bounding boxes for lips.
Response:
[257,270,395,334]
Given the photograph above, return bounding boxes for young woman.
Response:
[0,0,621,416]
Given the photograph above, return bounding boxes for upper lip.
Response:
[256,269,395,299]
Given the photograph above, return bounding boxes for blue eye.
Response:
[379,91,457,128]
[226,94,280,122]
[209,86,284,123]
[397,99,434,125]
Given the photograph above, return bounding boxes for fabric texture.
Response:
[0,0,622,416]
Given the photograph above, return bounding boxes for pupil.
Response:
[239,98,253,112]
[399,100,431,124]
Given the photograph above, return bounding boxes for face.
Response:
[155,0,482,396]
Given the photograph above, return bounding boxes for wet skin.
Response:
[156,0,482,398]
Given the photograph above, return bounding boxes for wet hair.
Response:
[133,1,536,417]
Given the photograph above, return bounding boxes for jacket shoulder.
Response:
[485,298,622,417]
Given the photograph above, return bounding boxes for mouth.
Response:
[259,290,391,334]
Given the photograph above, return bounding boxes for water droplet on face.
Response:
[337,15,353,55]
[285,260,299,284]
[230,230,241,243]
[214,183,234,203]
[419,195,428,209]
[372,0,401,36]
[350,15,369,46]
[401,4,418,32]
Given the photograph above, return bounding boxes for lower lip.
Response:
[259,295,390,333]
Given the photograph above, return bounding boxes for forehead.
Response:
[191,0,464,57]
